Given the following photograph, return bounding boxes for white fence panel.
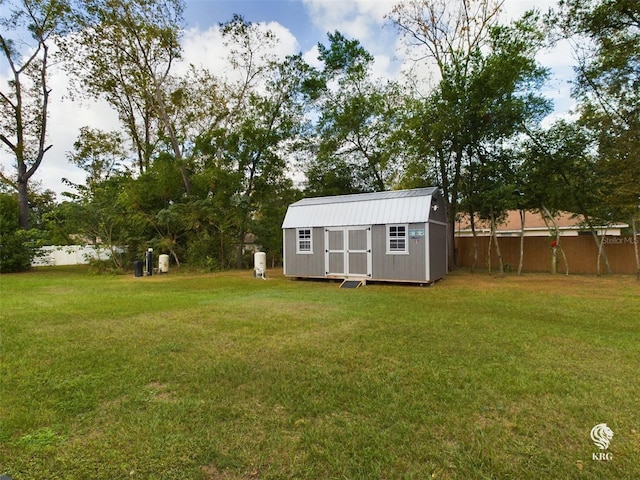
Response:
[32,245,113,267]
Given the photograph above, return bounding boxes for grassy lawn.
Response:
[1,267,639,479]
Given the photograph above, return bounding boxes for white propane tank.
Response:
[158,254,170,273]
[254,251,267,278]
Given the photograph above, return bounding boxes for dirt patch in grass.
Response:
[146,382,175,403]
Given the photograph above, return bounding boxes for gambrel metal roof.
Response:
[282,187,440,228]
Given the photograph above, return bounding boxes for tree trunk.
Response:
[170,249,180,268]
[540,206,568,275]
[494,234,504,277]
[559,244,569,275]
[443,194,456,271]
[490,209,504,277]
[220,230,225,269]
[596,233,602,276]
[107,243,122,270]
[236,230,246,270]
[440,147,460,271]
[517,209,525,275]
[17,176,30,230]
[470,211,478,272]
[447,221,456,271]
[486,226,493,273]
[152,82,191,196]
[592,230,612,276]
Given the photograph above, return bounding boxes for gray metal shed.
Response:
[281,187,447,284]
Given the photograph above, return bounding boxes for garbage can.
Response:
[133,261,143,277]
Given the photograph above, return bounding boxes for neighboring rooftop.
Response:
[456,210,629,237]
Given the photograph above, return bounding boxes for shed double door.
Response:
[324,227,372,278]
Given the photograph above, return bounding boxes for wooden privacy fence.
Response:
[455,235,639,274]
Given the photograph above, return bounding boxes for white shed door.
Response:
[324,227,371,278]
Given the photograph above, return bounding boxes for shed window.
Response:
[387,225,407,254]
[297,228,313,254]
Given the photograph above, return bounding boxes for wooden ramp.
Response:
[340,279,364,289]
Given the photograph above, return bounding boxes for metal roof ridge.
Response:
[291,187,437,206]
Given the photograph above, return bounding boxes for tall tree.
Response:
[194,17,313,268]
[63,0,190,191]
[553,0,640,276]
[391,0,551,268]
[0,0,71,228]
[521,120,615,274]
[305,31,404,195]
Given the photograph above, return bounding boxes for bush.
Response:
[185,231,232,271]
[0,231,32,273]
[0,194,33,273]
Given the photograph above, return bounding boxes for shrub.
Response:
[0,194,33,273]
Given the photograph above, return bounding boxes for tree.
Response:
[63,0,190,191]
[251,180,299,267]
[521,120,616,274]
[61,171,147,270]
[554,0,638,129]
[190,17,312,268]
[212,57,310,267]
[554,0,640,276]
[459,147,521,275]
[391,0,551,268]
[67,127,128,187]
[127,153,188,265]
[1,0,71,229]
[305,31,404,195]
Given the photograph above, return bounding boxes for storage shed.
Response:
[282,187,447,284]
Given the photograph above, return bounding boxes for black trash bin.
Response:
[134,260,143,277]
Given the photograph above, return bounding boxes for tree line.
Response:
[1,0,638,275]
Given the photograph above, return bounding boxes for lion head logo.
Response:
[590,423,614,450]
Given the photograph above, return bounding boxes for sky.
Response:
[0,0,576,197]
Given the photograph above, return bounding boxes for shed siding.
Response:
[428,222,448,280]
[283,227,325,277]
[371,223,427,282]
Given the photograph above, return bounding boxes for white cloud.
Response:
[265,21,302,56]
[302,44,323,70]
[180,26,229,74]
[303,0,395,38]
[303,0,397,56]
[180,21,299,74]
[302,0,402,81]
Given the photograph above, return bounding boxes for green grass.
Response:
[1,267,639,479]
